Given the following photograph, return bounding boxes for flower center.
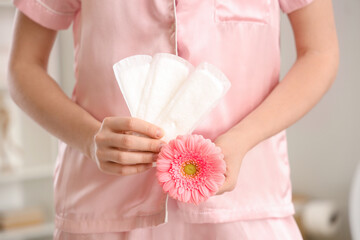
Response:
[180,159,200,178]
[184,163,197,175]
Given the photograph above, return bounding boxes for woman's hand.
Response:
[91,117,166,176]
[213,130,247,195]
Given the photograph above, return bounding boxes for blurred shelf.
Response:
[0,87,7,92]
[0,222,54,240]
[0,0,12,7]
[0,165,54,184]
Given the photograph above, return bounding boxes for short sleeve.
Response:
[279,0,314,14]
[13,0,81,30]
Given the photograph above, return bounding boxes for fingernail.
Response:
[156,129,163,138]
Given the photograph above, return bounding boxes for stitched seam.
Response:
[173,0,178,56]
[55,209,166,221]
[213,0,269,25]
[36,0,76,16]
[180,203,294,214]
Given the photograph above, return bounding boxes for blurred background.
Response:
[0,0,359,239]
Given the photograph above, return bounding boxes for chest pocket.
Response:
[214,0,271,24]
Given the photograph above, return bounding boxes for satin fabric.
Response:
[13,0,314,236]
[54,197,303,239]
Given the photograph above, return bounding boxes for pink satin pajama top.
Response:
[14,0,313,234]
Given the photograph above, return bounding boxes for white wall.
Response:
[58,30,76,98]
[281,1,360,239]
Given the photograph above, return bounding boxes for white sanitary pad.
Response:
[113,54,231,143]
[136,53,194,123]
[113,55,152,117]
[155,62,231,142]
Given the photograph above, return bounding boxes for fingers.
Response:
[96,132,165,152]
[103,117,164,139]
[97,148,158,165]
[215,176,236,195]
[93,116,166,176]
[98,161,153,176]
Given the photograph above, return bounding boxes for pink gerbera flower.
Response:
[156,134,226,205]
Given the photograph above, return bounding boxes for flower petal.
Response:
[193,136,203,152]
[192,189,200,204]
[169,185,179,199]
[184,135,195,151]
[157,160,171,172]
[212,173,226,185]
[158,172,172,182]
[207,159,226,174]
[219,161,227,173]
[183,189,191,202]
[159,147,174,159]
[205,180,218,192]
[163,179,175,192]
[178,186,185,195]
[199,184,210,198]
[168,140,177,150]
[200,140,214,155]
[176,135,187,142]
[196,134,205,142]
[174,138,186,153]
[197,192,207,203]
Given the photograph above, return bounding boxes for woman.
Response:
[8,0,338,239]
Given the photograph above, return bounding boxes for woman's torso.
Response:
[25,0,301,233]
